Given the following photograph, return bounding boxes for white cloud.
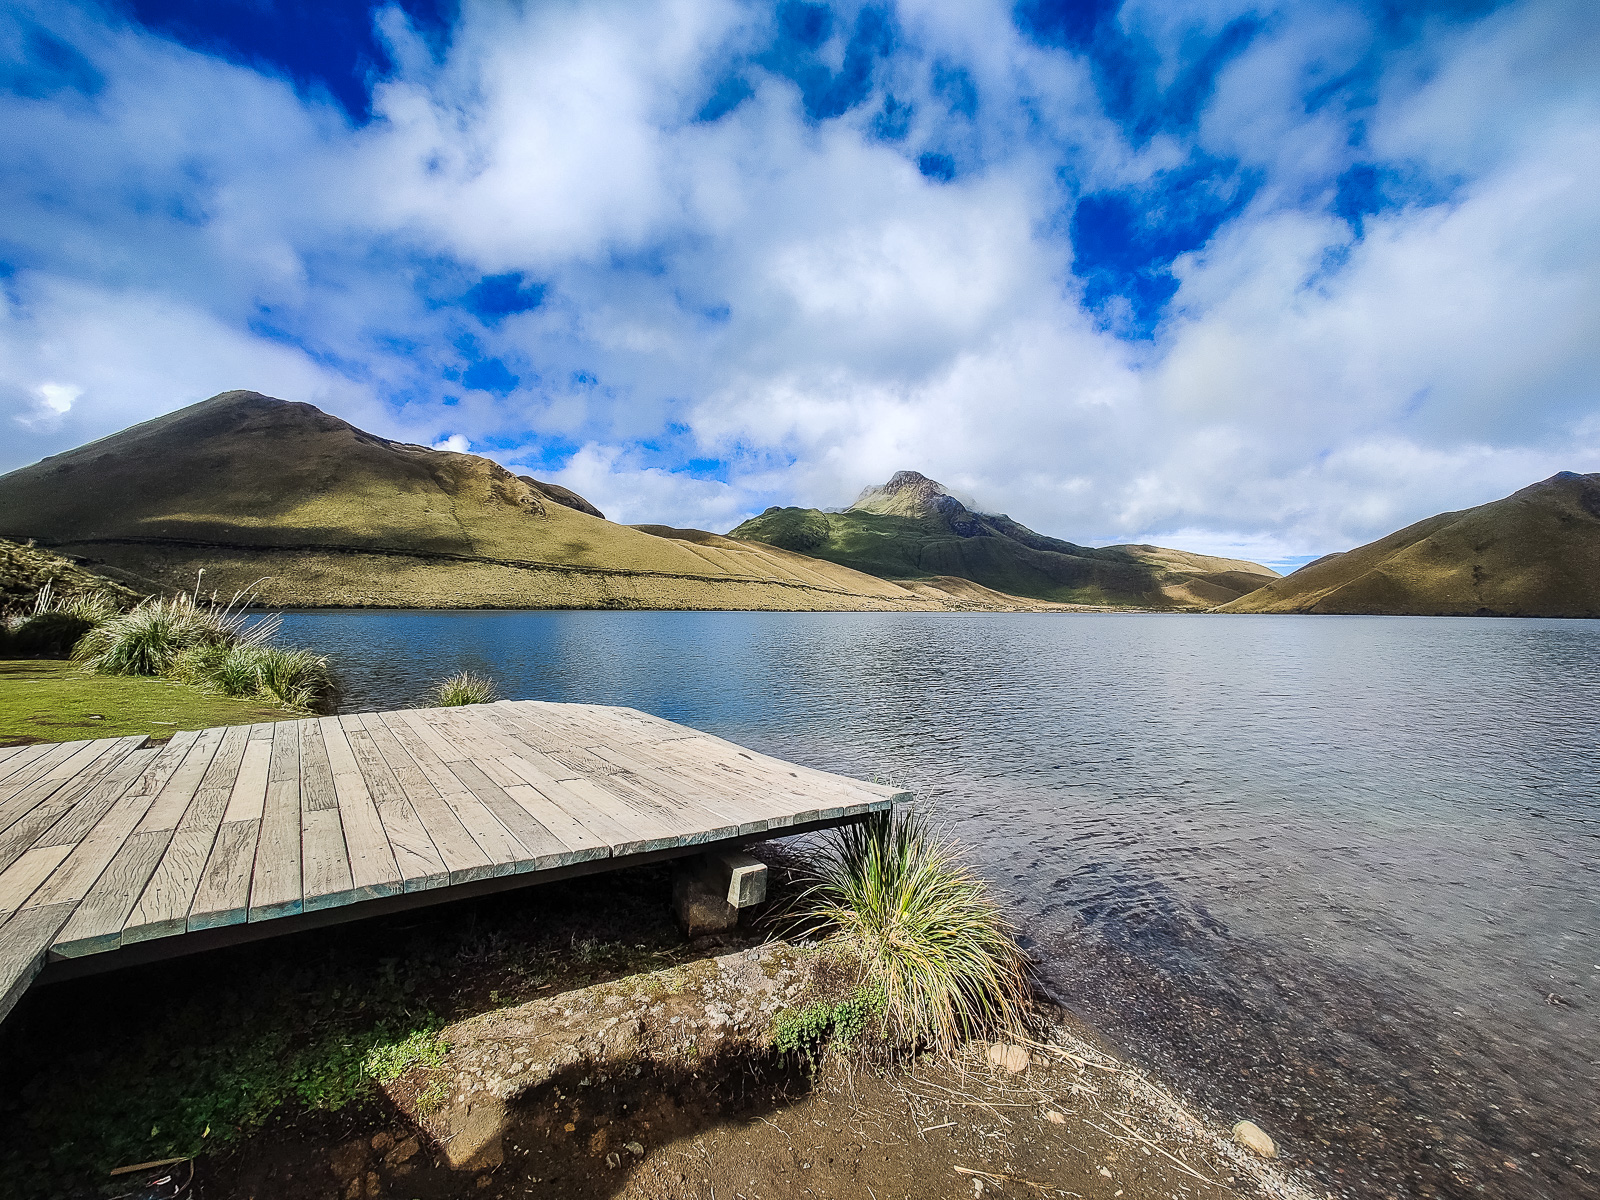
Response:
[0,0,1596,566]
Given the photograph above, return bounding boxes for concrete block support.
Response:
[671,851,769,936]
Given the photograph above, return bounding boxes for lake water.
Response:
[277,610,1599,1199]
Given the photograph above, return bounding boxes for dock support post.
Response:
[672,851,768,936]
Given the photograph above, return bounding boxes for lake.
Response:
[277,609,1599,1199]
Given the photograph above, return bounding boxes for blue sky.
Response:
[2,0,1597,569]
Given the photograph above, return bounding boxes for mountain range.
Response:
[0,392,1138,612]
[730,470,1278,607]
[4,391,1591,619]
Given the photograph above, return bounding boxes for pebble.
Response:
[986,1042,1031,1074]
[1045,1110,1067,1125]
[1232,1120,1277,1159]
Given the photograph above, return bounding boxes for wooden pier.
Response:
[0,701,903,1024]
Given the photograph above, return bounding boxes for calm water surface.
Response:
[278,610,1599,1199]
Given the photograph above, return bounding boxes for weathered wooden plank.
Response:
[348,713,476,896]
[50,830,172,957]
[297,718,338,812]
[0,743,52,786]
[297,722,355,912]
[354,713,490,885]
[187,819,261,931]
[34,745,162,850]
[584,741,778,834]
[0,902,74,1023]
[249,722,302,922]
[497,751,699,856]
[0,738,148,874]
[121,726,250,943]
[445,760,593,869]
[342,716,448,891]
[0,844,73,921]
[222,729,273,823]
[482,711,739,841]
[0,736,144,844]
[24,747,167,911]
[0,739,92,807]
[135,727,226,834]
[46,733,212,957]
[300,808,355,912]
[378,713,524,876]
[318,717,401,901]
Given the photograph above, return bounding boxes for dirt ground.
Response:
[2,859,1319,1200]
[200,941,1316,1200]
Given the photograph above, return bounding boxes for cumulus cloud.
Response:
[1,0,1595,564]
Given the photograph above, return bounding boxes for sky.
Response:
[2,0,1597,570]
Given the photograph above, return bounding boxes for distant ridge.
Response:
[1216,472,1600,617]
[0,392,1046,611]
[730,469,1278,607]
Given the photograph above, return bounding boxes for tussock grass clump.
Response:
[433,670,499,706]
[72,585,337,713]
[72,592,264,676]
[797,809,1030,1055]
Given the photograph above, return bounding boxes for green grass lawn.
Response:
[0,658,292,745]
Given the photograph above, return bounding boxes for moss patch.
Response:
[0,658,288,745]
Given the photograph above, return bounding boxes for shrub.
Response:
[796,809,1030,1054]
[433,670,498,706]
[9,611,95,657]
[773,982,887,1068]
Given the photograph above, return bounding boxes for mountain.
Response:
[729,470,1278,607]
[1215,472,1600,617]
[0,392,1043,612]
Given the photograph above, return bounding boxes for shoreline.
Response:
[0,858,1313,1200]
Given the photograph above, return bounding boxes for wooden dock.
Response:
[0,700,903,1024]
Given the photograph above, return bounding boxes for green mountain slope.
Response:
[0,392,993,611]
[1215,472,1600,616]
[729,471,1278,607]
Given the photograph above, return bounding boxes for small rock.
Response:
[370,1131,394,1153]
[606,1152,621,1169]
[986,1042,1031,1074]
[386,1136,420,1166]
[625,1141,644,1156]
[1232,1120,1277,1160]
[1098,1165,1113,1178]
[1045,1110,1067,1124]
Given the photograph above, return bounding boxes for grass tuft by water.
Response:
[433,670,499,706]
[795,809,1030,1055]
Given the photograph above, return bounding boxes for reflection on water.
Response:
[278,609,1600,1199]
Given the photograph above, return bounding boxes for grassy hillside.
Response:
[730,471,1277,607]
[0,392,1008,612]
[0,538,143,614]
[1215,471,1600,617]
